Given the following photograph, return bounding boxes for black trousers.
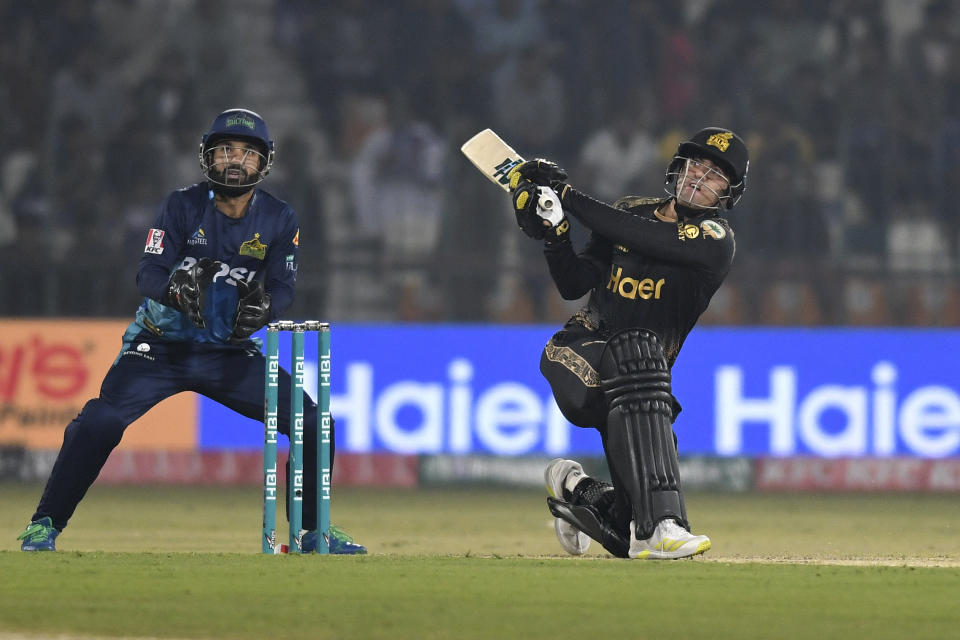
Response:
[32,330,328,531]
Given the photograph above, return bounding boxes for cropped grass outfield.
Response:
[2,486,958,639]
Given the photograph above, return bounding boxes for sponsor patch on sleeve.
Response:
[700,219,726,240]
[144,228,165,254]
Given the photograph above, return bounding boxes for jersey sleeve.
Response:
[263,207,299,320]
[135,190,197,302]
[543,233,609,300]
[560,187,735,274]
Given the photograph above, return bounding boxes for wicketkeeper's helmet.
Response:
[199,108,275,191]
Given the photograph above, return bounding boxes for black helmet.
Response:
[665,127,749,209]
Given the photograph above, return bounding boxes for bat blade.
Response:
[460,128,525,192]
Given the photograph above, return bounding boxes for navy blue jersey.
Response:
[130,184,299,343]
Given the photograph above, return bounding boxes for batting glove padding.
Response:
[512,179,547,240]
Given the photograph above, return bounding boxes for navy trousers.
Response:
[32,330,328,531]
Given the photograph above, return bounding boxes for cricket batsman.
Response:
[509,128,749,558]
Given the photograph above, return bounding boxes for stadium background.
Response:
[2,0,960,495]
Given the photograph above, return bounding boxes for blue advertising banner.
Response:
[199,326,960,459]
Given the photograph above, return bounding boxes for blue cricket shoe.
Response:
[302,525,367,554]
[18,517,60,551]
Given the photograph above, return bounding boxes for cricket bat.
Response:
[460,129,555,211]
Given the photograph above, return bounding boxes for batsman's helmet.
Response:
[199,108,275,193]
[665,127,749,209]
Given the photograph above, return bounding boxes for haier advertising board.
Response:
[199,327,960,459]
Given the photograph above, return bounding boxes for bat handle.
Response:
[538,193,554,210]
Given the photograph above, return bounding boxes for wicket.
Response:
[262,320,332,554]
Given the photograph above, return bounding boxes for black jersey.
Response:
[545,189,735,366]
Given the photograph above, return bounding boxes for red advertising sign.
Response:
[0,319,196,450]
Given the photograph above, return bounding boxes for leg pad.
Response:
[600,329,688,540]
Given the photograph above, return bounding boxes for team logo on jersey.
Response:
[706,132,733,152]
[615,244,630,254]
[239,233,267,259]
[700,219,726,240]
[187,227,208,246]
[683,224,700,239]
[144,228,165,254]
[285,254,297,273]
[293,228,299,247]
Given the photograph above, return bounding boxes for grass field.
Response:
[2,484,959,639]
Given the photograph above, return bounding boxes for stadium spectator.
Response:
[0,0,958,326]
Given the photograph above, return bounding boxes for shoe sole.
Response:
[553,516,589,555]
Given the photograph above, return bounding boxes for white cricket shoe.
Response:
[544,458,591,555]
[628,518,711,559]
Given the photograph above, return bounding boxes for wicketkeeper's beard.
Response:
[208,164,261,198]
[211,163,257,187]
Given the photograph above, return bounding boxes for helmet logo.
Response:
[705,132,733,152]
[225,114,256,130]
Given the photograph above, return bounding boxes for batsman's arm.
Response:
[543,233,608,300]
[558,187,734,273]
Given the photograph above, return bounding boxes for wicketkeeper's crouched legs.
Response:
[33,398,129,531]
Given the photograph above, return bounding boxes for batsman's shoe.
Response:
[628,518,711,560]
[544,458,591,555]
[18,517,60,552]
[302,525,367,555]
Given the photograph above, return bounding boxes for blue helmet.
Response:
[199,108,275,193]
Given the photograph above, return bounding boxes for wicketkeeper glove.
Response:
[508,158,568,190]
[165,257,221,328]
[229,279,271,344]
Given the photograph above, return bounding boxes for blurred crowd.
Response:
[2,0,959,326]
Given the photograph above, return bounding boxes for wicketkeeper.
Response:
[509,128,749,558]
[17,108,365,554]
